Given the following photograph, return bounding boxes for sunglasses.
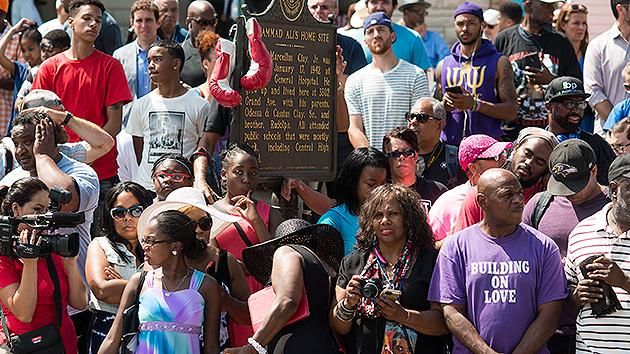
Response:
[386,149,416,159]
[404,112,438,123]
[569,3,588,12]
[612,142,630,154]
[190,17,217,27]
[558,100,588,111]
[194,216,213,231]
[477,150,507,162]
[487,24,496,30]
[153,172,191,183]
[110,205,144,219]
[141,237,174,247]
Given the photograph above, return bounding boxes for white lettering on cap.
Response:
[562,82,578,90]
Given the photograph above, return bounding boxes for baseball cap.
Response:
[363,12,393,32]
[454,2,483,20]
[458,134,512,171]
[609,154,630,182]
[547,139,596,196]
[545,76,591,103]
[398,0,431,12]
[484,9,500,26]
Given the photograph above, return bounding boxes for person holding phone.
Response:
[330,184,448,354]
[436,2,518,146]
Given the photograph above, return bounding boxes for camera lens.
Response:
[360,278,382,299]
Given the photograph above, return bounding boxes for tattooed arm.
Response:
[477,56,518,122]
[104,102,124,137]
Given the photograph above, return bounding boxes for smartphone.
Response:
[445,86,463,95]
[380,288,402,300]
[518,54,542,71]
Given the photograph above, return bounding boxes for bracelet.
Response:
[475,99,483,112]
[247,337,267,354]
[471,98,477,112]
[336,298,357,321]
[61,112,73,126]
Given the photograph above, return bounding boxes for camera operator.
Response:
[0,177,87,353]
[330,185,448,354]
[2,110,99,353]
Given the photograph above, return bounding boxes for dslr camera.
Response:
[358,278,382,299]
[0,188,84,258]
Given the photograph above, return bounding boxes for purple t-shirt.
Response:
[428,224,568,354]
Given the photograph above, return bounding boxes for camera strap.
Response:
[44,255,63,328]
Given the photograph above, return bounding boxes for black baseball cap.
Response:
[547,139,596,196]
[609,154,630,182]
[545,77,591,103]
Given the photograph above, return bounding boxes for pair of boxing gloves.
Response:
[209,18,272,108]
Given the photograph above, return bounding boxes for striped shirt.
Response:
[345,59,429,147]
[565,203,630,353]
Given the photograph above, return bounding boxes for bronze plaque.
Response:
[232,0,337,181]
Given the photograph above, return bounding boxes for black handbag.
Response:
[121,271,147,354]
[1,256,65,354]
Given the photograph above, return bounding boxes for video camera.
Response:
[0,188,84,258]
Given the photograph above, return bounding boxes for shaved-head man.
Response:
[181,0,217,87]
[429,169,568,353]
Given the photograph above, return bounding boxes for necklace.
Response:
[162,267,191,297]
[423,142,443,170]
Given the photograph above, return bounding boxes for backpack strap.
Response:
[44,256,63,328]
[531,191,554,230]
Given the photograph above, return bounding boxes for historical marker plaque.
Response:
[232,0,337,181]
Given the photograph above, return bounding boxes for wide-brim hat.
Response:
[350,0,369,29]
[242,219,344,285]
[137,187,240,237]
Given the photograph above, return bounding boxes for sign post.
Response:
[231,0,338,182]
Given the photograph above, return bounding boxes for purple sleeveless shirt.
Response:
[441,39,503,145]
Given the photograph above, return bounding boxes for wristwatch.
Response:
[61,112,74,126]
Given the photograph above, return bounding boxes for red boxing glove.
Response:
[240,18,273,91]
[209,38,242,108]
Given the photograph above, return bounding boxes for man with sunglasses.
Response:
[181,0,217,87]
[406,97,466,189]
[545,76,615,185]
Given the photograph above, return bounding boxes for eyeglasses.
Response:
[141,237,174,247]
[386,149,416,159]
[612,142,630,154]
[558,100,588,111]
[404,112,438,123]
[194,216,213,231]
[189,17,217,27]
[153,172,191,183]
[110,205,144,219]
[477,150,507,162]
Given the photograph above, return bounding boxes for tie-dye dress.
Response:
[136,269,205,354]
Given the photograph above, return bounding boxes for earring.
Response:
[171,250,177,256]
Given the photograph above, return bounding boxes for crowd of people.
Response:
[0,0,629,353]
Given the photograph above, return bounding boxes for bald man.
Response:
[181,0,217,87]
[429,169,568,354]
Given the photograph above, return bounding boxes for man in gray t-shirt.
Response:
[8,110,99,283]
